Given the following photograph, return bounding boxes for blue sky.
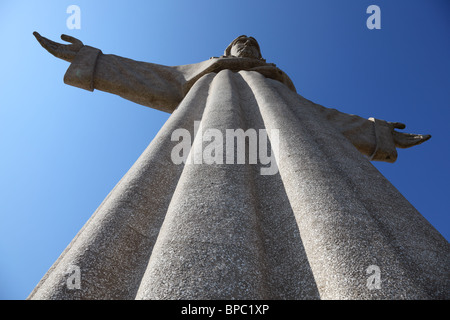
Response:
[0,0,449,300]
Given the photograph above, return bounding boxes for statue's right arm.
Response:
[34,32,186,113]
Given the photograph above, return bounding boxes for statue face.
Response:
[230,36,261,59]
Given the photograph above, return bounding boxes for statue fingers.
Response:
[389,121,406,130]
[33,31,63,56]
[33,31,50,48]
[61,34,83,47]
[393,131,431,148]
[418,134,431,144]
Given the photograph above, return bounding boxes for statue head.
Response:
[224,35,265,61]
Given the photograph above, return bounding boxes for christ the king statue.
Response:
[29,32,449,300]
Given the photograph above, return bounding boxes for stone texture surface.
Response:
[30,34,449,300]
[243,72,449,299]
[28,74,214,299]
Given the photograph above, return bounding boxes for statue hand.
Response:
[388,122,431,148]
[33,31,84,62]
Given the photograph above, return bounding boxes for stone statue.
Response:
[29,32,449,300]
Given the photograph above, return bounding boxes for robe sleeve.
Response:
[313,104,398,163]
[63,46,187,113]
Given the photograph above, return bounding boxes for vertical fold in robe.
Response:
[136,70,269,299]
[28,74,214,300]
[234,71,320,299]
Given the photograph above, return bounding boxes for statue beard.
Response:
[236,46,260,59]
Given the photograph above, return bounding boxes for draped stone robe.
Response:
[29,46,449,300]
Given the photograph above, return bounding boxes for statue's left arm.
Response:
[313,103,431,163]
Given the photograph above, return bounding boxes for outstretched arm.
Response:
[33,32,186,113]
[313,103,430,162]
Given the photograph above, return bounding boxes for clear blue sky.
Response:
[0,0,449,300]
